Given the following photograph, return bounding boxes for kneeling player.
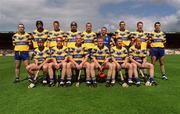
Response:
[129,38,156,86]
[91,37,113,87]
[48,37,68,86]
[26,39,51,87]
[111,38,133,85]
[66,35,91,86]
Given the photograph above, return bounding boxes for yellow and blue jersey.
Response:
[149,31,166,48]
[12,32,31,51]
[48,30,65,48]
[32,29,49,48]
[114,29,131,47]
[50,46,68,63]
[69,44,88,64]
[131,31,149,49]
[66,31,81,48]
[81,31,96,49]
[91,46,109,63]
[33,47,51,64]
[129,45,147,63]
[110,46,128,63]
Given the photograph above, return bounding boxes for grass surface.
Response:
[0,55,180,114]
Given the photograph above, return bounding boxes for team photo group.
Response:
[12,20,167,88]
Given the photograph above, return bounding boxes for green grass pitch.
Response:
[0,55,180,114]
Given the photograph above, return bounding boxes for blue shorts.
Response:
[118,62,124,65]
[150,48,165,58]
[76,61,82,65]
[14,51,29,61]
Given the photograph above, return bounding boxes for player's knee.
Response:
[108,64,113,70]
[86,63,91,69]
[67,63,71,69]
[132,63,137,69]
[62,63,67,68]
[90,63,95,69]
[43,65,48,70]
[128,63,133,69]
[116,64,120,70]
[112,63,116,69]
[48,64,53,69]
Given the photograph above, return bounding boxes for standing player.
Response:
[98,27,113,49]
[149,22,167,80]
[48,37,68,86]
[111,38,133,85]
[131,21,149,50]
[81,22,96,52]
[26,39,51,86]
[113,21,132,78]
[113,21,132,49]
[66,35,91,86]
[66,21,81,48]
[90,37,113,87]
[48,21,65,48]
[12,23,31,83]
[129,38,156,85]
[131,21,149,77]
[31,20,49,48]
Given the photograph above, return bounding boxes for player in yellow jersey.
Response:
[113,21,132,49]
[90,37,113,87]
[48,37,68,86]
[129,38,157,86]
[111,38,134,85]
[66,35,91,86]
[48,21,65,48]
[31,20,49,48]
[131,21,150,77]
[26,39,51,86]
[131,21,149,50]
[113,21,132,79]
[66,21,81,48]
[12,23,31,83]
[149,22,167,80]
[81,22,96,51]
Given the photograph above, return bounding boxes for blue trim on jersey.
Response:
[15,42,29,45]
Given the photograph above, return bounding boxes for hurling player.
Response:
[149,22,167,80]
[12,23,31,83]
